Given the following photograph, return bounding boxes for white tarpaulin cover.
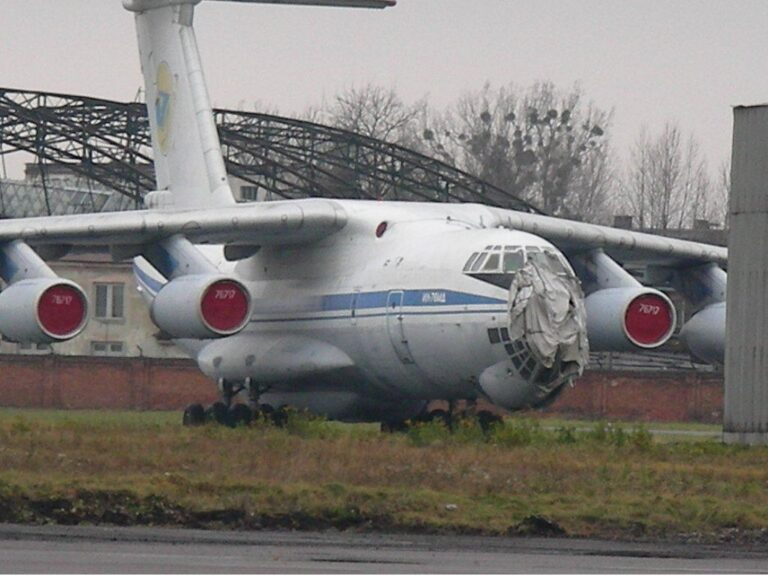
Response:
[507,251,589,376]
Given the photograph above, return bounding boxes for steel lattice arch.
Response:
[0,87,540,214]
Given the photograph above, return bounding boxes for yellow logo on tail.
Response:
[155,61,174,155]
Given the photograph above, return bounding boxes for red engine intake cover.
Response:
[200,279,250,334]
[624,293,674,347]
[37,284,87,338]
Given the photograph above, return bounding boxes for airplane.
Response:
[0,0,728,429]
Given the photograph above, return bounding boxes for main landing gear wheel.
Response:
[205,401,229,425]
[477,410,503,433]
[269,406,289,428]
[229,404,253,427]
[427,409,451,428]
[380,418,409,433]
[182,403,205,426]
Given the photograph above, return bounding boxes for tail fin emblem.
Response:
[155,61,174,155]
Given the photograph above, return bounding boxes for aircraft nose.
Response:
[506,255,589,375]
[479,254,589,409]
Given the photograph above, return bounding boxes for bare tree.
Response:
[420,82,613,221]
[710,160,730,228]
[622,123,713,230]
[624,128,652,228]
[320,84,426,146]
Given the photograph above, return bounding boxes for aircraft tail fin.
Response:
[123,0,394,210]
[125,0,234,209]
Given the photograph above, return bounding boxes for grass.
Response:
[0,408,766,542]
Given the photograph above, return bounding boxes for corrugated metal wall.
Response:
[724,106,768,444]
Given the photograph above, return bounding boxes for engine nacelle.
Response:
[585,287,676,351]
[0,278,88,343]
[150,274,251,339]
[679,302,725,364]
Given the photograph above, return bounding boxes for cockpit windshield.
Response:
[503,249,525,273]
[462,245,573,287]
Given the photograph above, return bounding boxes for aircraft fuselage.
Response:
[138,201,585,421]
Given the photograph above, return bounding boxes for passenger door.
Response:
[385,290,415,365]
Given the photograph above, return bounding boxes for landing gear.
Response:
[380,418,409,433]
[229,403,254,426]
[182,378,290,427]
[379,402,505,435]
[427,409,451,428]
[182,403,205,426]
[268,405,289,427]
[477,410,503,433]
[205,401,229,424]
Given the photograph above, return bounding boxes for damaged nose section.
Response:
[479,252,589,410]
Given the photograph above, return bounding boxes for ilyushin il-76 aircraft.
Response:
[0,0,728,428]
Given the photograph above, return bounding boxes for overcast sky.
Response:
[2,0,768,180]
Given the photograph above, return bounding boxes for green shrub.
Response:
[406,419,451,446]
[556,426,577,444]
[450,416,487,444]
[489,418,543,447]
[627,426,653,451]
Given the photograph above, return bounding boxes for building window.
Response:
[17,342,51,354]
[95,283,124,320]
[90,341,125,356]
[240,185,259,201]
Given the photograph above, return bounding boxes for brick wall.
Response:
[0,354,724,423]
[0,355,215,410]
[548,370,724,423]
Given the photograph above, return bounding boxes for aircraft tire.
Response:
[477,410,503,433]
[258,403,274,423]
[229,404,253,427]
[270,406,289,428]
[380,419,409,433]
[427,409,450,428]
[205,401,229,425]
[182,403,205,426]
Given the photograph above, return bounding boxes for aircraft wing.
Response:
[212,0,396,7]
[0,198,347,249]
[488,207,728,267]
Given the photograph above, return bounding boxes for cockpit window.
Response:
[541,248,575,277]
[465,246,525,276]
[463,252,480,272]
[503,250,524,272]
[526,250,550,269]
[483,253,501,272]
[470,253,488,272]
[463,245,573,281]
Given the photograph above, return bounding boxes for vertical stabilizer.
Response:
[124,0,235,209]
[123,0,395,209]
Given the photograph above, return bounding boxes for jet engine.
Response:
[150,274,251,339]
[585,287,676,351]
[679,302,725,364]
[0,278,88,343]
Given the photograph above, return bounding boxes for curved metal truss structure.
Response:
[0,88,540,213]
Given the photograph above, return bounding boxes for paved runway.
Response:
[1,524,767,573]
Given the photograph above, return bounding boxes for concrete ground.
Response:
[1,524,767,574]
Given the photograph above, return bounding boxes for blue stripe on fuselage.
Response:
[321,290,502,312]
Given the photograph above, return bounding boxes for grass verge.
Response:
[0,409,766,542]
